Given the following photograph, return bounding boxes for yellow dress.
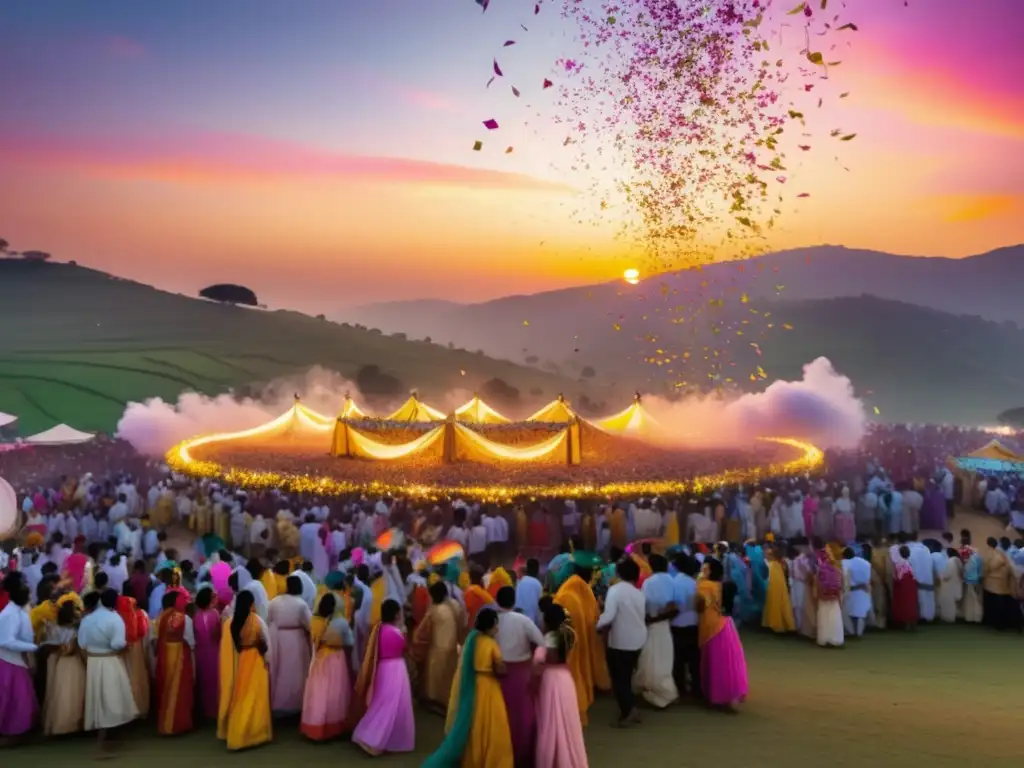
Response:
[260,570,278,601]
[609,508,627,550]
[445,634,513,768]
[217,614,272,751]
[663,510,680,547]
[761,560,797,633]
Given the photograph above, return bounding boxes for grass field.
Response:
[4,626,1019,768]
[0,261,592,436]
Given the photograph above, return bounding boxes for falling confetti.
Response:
[472,140,483,151]
[482,118,499,130]
[493,59,503,77]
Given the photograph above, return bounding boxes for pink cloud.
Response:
[101,35,146,59]
[402,88,460,113]
[0,130,571,192]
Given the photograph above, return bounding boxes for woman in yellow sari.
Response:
[424,608,513,768]
[217,591,272,751]
[761,546,796,633]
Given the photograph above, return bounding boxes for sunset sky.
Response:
[1,0,1022,312]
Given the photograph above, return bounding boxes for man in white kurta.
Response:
[907,539,936,621]
[841,548,872,637]
[78,590,139,734]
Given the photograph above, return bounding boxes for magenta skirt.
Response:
[700,618,749,706]
[352,658,415,754]
[0,659,38,736]
[500,660,536,765]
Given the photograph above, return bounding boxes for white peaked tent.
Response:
[25,424,95,446]
[0,412,17,429]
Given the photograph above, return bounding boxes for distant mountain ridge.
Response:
[350,243,1024,330]
[343,244,1024,424]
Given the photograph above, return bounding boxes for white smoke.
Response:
[117,358,866,456]
[116,367,360,455]
[641,357,866,449]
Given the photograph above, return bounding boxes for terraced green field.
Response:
[0,261,589,435]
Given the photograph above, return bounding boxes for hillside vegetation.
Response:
[0,261,594,435]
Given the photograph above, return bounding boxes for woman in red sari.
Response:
[890,546,919,630]
[116,592,150,719]
[154,592,195,735]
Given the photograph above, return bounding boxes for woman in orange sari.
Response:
[154,592,195,735]
[464,567,494,630]
[217,591,272,751]
[697,558,748,711]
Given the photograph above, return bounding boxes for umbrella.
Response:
[427,540,465,565]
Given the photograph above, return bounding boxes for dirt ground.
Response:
[6,622,1021,768]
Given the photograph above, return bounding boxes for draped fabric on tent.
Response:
[0,476,19,541]
[453,422,576,463]
[331,421,447,461]
[386,395,446,422]
[454,395,510,424]
[25,424,95,446]
[331,418,582,465]
[0,412,16,430]
[526,396,575,423]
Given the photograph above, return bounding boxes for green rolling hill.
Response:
[0,260,601,435]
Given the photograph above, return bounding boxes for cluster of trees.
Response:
[0,238,52,261]
[199,283,259,307]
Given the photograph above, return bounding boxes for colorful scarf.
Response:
[816,549,843,600]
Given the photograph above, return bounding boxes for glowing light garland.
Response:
[168,404,823,502]
[345,423,446,460]
[453,421,568,462]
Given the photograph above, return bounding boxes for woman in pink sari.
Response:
[533,602,588,768]
[193,586,222,720]
[351,599,415,756]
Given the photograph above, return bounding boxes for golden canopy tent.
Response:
[526,394,575,423]
[593,392,661,437]
[386,393,446,422]
[454,395,510,424]
[339,394,365,419]
[966,439,1024,463]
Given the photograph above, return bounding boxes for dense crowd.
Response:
[2,424,1023,762]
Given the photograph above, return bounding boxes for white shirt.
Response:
[293,570,318,610]
[482,516,500,544]
[447,525,468,549]
[597,581,648,651]
[496,609,545,663]
[243,579,270,620]
[78,606,128,654]
[468,525,488,556]
[0,602,37,667]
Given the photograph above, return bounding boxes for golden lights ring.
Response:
[165,398,824,502]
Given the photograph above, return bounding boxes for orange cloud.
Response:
[931,193,1021,223]
[0,131,571,193]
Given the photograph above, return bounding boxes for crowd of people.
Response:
[2,424,1024,763]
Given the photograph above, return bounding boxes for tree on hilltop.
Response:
[20,250,51,262]
[199,283,259,306]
